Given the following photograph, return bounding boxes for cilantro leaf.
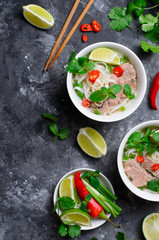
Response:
[69,52,76,62]
[85,194,92,202]
[141,41,159,53]
[59,196,75,210]
[108,6,132,31]
[128,0,146,17]
[74,80,83,88]
[145,25,159,43]
[68,225,81,238]
[116,232,126,240]
[128,132,142,143]
[120,55,130,64]
[73,80,84,100]
[123,154,129,160]
[59,128,70,140]
[146,143,158,153]
[78,56,88,65]
[58,224,67,237]
[42,113,58,122]
[83,61,95,71]
[152,132,159,142]
[80,201,90,212]
[139,13,158,32]
[49,123,59,136]
[66,60,84,74]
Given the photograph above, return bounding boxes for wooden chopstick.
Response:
[44,0,81,72]
[47,0,94,71]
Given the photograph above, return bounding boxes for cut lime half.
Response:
[142,213,159,240]
[60,209,91,226]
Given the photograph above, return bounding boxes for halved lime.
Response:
[23,4,54,29]
[77,127,107,158]
[142,213,159,240]
[60,209,91,226]
[89,48,120,65]
[59,175,78,204]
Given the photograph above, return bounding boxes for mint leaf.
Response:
[108,92,116,99]
[81,172,91,178]
[116,232,126,240]
[58,224,67,237]
[42,113,58,122]
[59,128,70,140]
[89,90,107,102]
[49,123,59,136]
[59,196,75,210]
[146,143,157,154]
[68,225,81,238]
[80,201,90,212]
[93,170,100,177]
[141,41,159,53]
[124,84,135,100]
[74,80,83,88]
[85,194,92,202]
[108,84,122,94]
[108,6,132,31]
[147,180,159,192]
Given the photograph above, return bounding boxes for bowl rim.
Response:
[66,41,147,122]
[117,120,159,202]
[53,167,115,230]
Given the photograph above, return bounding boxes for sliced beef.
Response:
[124,159,155,187]
[143,158,159,178]
[91,100,109,114]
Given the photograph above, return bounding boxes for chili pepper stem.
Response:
[98,210,121,228]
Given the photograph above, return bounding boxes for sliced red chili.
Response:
[89,70,100,83]
[82,35,87,42]
[92,20,101,32]
[137,156,144,163]
[80,24,93,32]
[149,72,159,110]
[82,98,91,108]
[113,67,123,77]
[152,163,159,171]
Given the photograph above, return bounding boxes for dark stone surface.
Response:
[0,0,159,239]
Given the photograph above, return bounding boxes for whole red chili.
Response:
[80,24,93,32]
[89,70,100,83]
[137,156,144,163]
[92,20,101,32]
[113,67,123,77]
[152,163,159,171]
[74,172,103,218]
[149,72,159,110]
[82,98,91,108]
[82,35,87,42]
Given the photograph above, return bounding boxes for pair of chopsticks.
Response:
[44,0,94,71]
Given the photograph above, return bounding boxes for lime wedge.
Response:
[23,4,54,29]
[59,175,78,204]
[77,127,107,158]
[60,209,91,226]
[89,48,120,65]
[142,213,159,240]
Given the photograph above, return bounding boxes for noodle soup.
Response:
[67,48,138,116]
[123,127,159,194]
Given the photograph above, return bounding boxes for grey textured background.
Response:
[1,0,159,239]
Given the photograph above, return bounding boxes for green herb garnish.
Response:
[66,52,95,74]
[58,223,67,237]
[94,110,100,115]
[90,84,122,102]
[73,80,84,100]
[58,224,81,238]
[85,194,92,202]
[124,84,135,100]
[42,113,58,122]
[120,56,130,64]
[120,106,126,111]
[54,196,75,211]
[147,180,159,192]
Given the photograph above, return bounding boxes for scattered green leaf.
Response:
[68,225,81,238]
[42,113,58,122]
[59,196,76,210]
[49,123,59,136]
[90,176,100,188]
[85,194,92,202]
[59,128,70,140]
[58,223,68,237]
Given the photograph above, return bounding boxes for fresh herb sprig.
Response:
[66,52,95,74]
[58,223,81,238]
[124,84,135,100]
[73,80,84,100]
[123,127,159,159]
[116,231,136,240]
[89,84,122,102]
[42,113,70,143]
[53,196,76,212]
[80,194,92,212]
[108,1,159,53]
[147,179,159,192]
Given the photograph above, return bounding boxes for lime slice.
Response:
[77,127,107,158]
[59,175,78,204]
[60,209,91,226]
[23,4,54,29]
[89,48,120,65]
[142,213,159,240]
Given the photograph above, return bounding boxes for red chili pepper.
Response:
[113,67,123,77]
[152,163,159,171]
[82,98,91,108]
[89,70,100,83]
[149,72,159,110]
[80,24,93,32]
[74,172,103,218]
[137,156,144,163]
[82,35,87,42]
[92,20,101,32]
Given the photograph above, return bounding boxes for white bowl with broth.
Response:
[66,42,147,122]
[118,120,159,202]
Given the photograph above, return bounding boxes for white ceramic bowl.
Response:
[53,168,115,230]
[118,120,159,201]
[67,42,147,122]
